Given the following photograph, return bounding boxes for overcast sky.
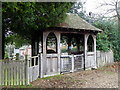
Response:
[85,0,118,16]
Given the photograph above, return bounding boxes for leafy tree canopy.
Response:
[2,2,73,40]
[5,34,30,48]
[93,20,119,61]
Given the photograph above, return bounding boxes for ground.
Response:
[31,62,119,88]
[3,62,119,88]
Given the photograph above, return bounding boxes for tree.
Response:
[70,1,85,13]
[93,20,119,61]
[69,0,86,18]
[2,2,73,57]
[5,34,30,48]
[99,0,120,61]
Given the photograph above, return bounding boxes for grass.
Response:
[97,64,117,75]
[3,75,63,88]
[5,84,33,88]
[38,74,63,80]
[104,71,116,75]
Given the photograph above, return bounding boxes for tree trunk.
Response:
[0,28,3,59]
[0,28,5,59]
[31,31,40,56]
[67,35,72,55]
[0,2,4,59]
[76,37,80,52]
[118,17,120,59]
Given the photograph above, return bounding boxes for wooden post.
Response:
[42,32,49,77]
[84,34,89,70]
[39,53,43,78]
[25,55,29,85]
[0,61,2,85]
[71,55,74,72]
[81,54,84,69]
[55,32,61,74]
[93,35,97,69]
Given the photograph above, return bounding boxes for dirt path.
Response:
[31,62,119,88]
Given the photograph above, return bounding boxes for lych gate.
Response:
[30,13,102,79]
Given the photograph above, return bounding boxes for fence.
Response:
[0,55,40,86]
[0,50,114,86]
[96,50,114,67]
[0,60,28,85]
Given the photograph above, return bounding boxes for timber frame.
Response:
[37,28,100,77]
[31,13,102,77]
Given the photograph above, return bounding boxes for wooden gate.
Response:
[28,55,39,82]
[86,52,95,68]
[60,55,72,73]
[60,54,84,73]
[44,54,59,77]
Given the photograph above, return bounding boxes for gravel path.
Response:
[31,62,119,88]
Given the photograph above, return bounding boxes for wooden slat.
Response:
[96,51,114,67]
[0,59,30,86]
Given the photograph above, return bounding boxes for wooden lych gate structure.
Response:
[31,13,102,78]
[0,13,103,85]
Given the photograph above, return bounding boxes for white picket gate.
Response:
[0,55,40,85]
[28,55,40,82]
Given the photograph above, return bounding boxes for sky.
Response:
[84,0,117,16]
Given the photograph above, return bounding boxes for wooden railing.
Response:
[60,54,84,73]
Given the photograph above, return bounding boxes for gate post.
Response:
[25,55,29,85]
[71,55,74,72]
[39,53,43,78]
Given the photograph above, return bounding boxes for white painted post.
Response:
[93,35,97,69]
[55,32,61,74]
[81,55,84,69]
[71,55,74,72]
[40,53,43,78]
[42,32,48,77]
[84,34,89,70]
